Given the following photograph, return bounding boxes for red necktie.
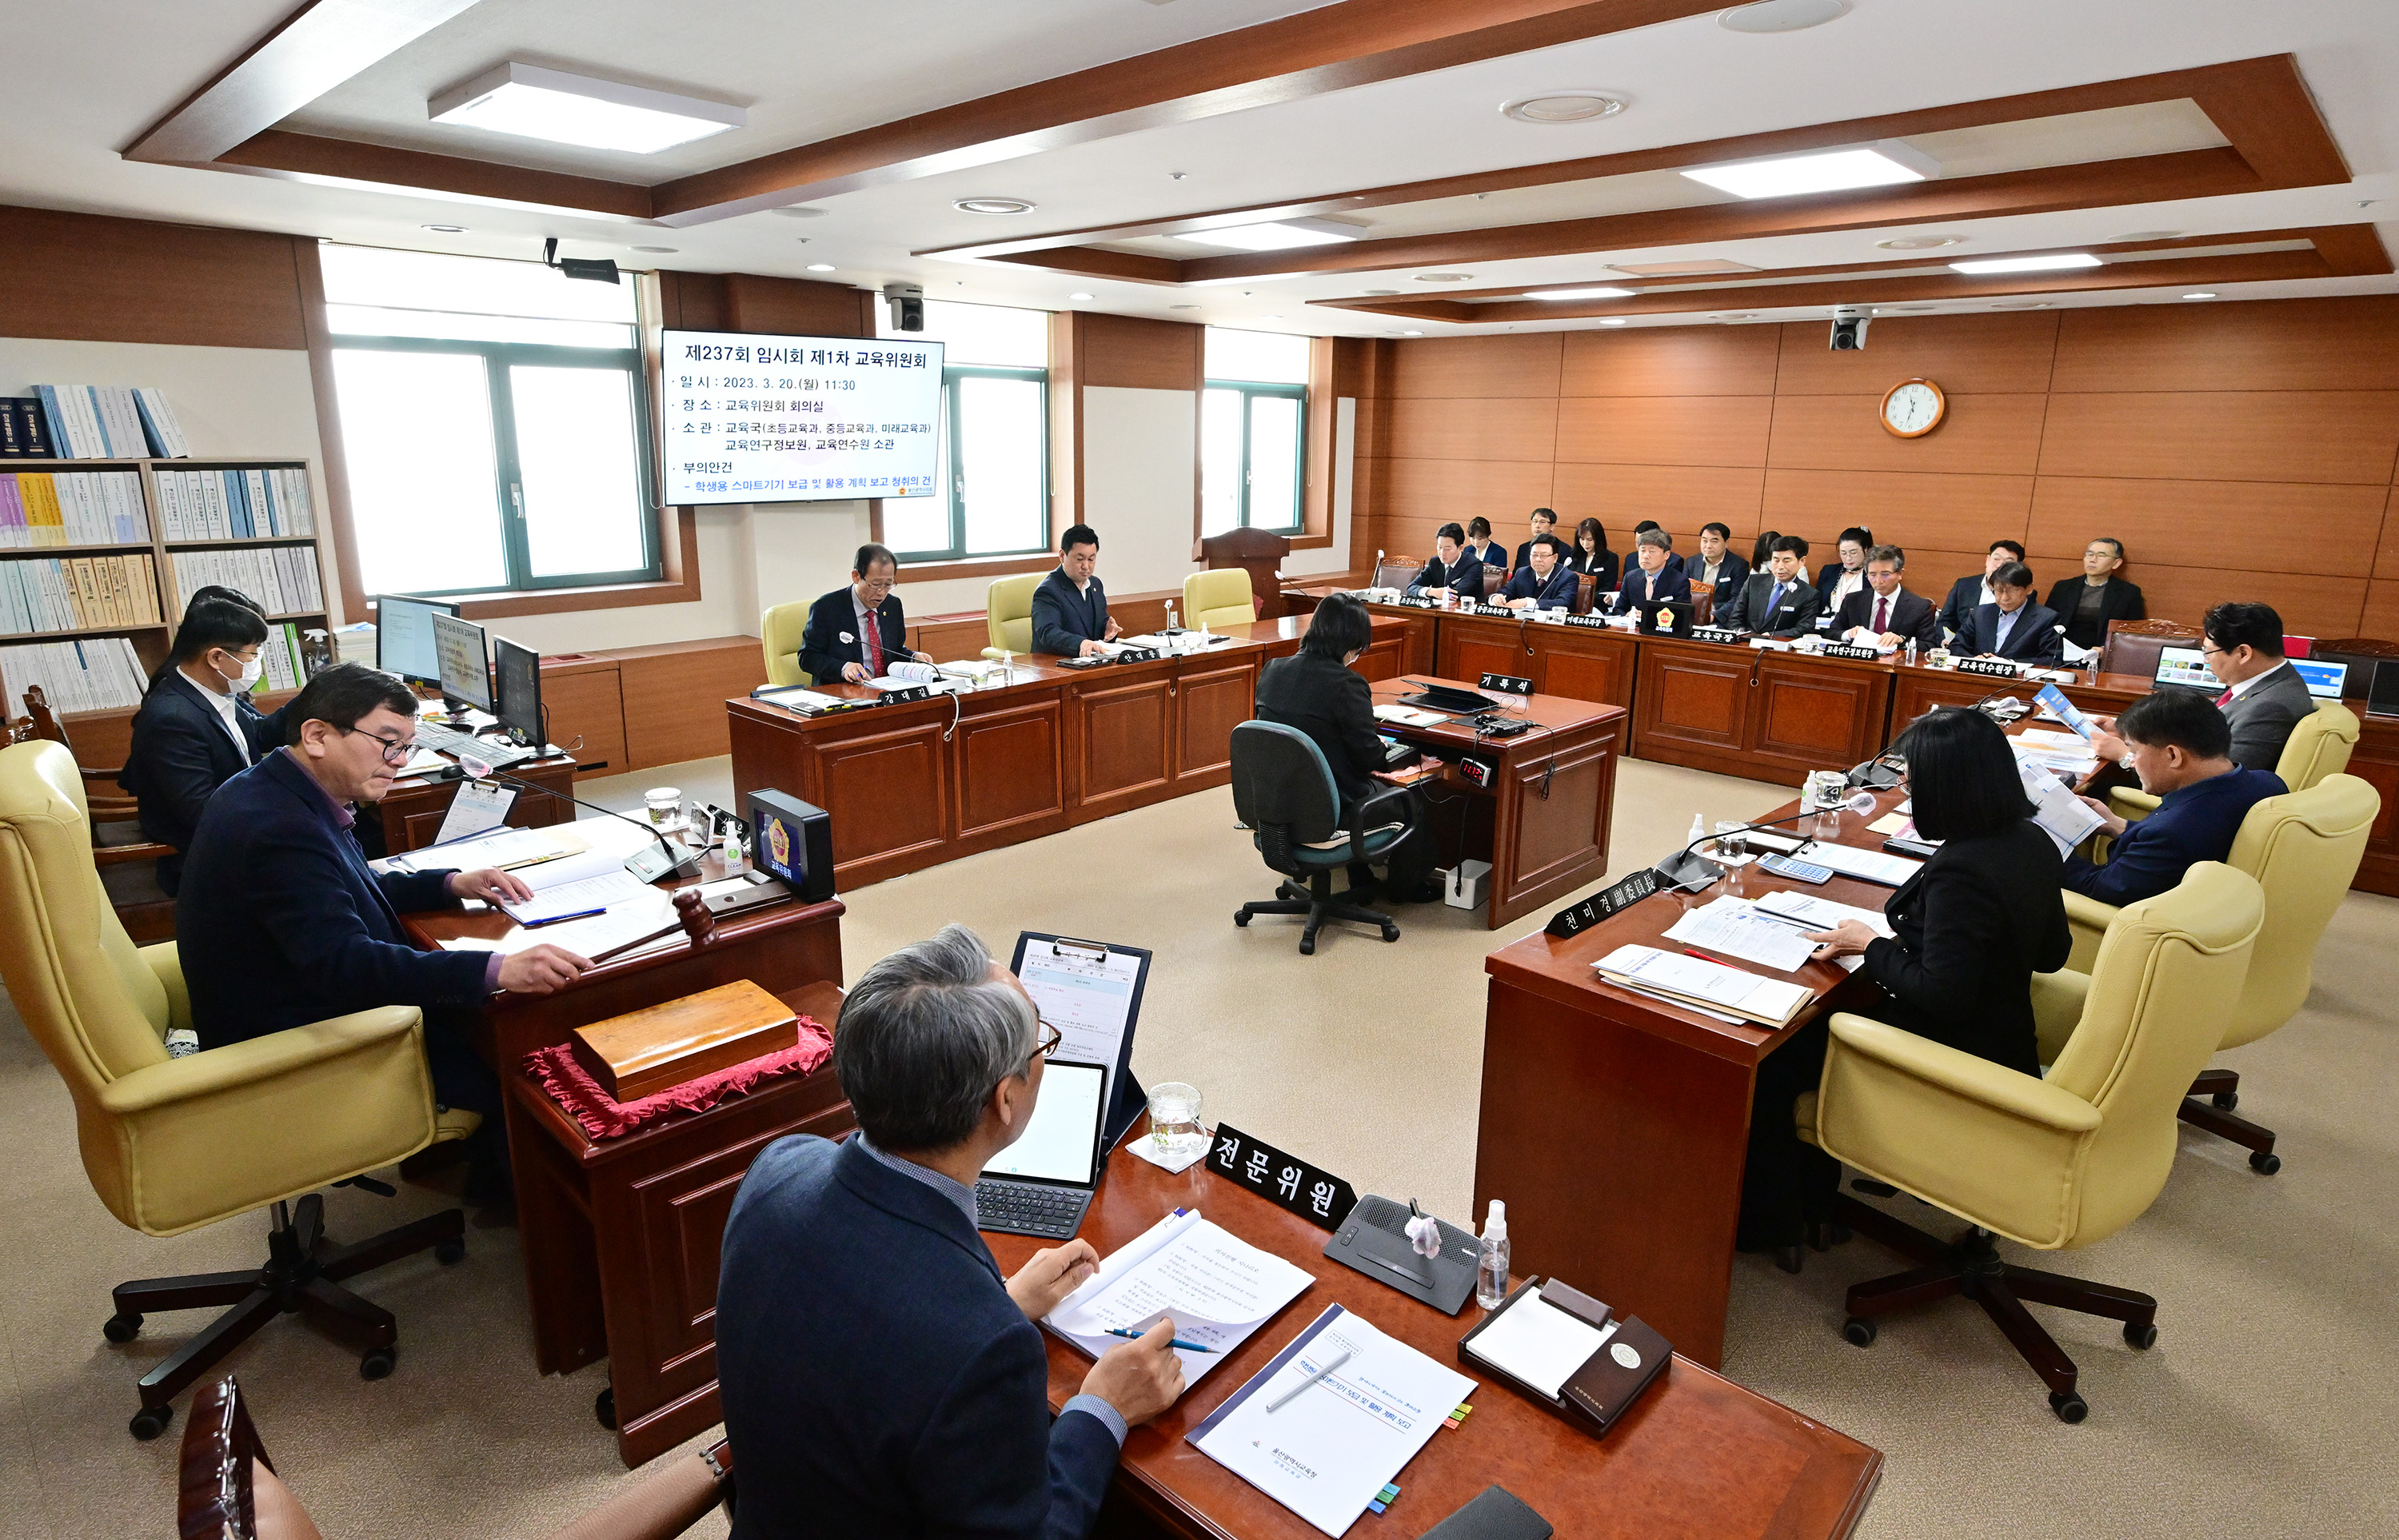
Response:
[2215,687,2233,707]
[1873,596,1888,633]
[863,607,884,676]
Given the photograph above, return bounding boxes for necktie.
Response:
[1768,581,1786,616]
[2215,687,2233,707]
[1873,596,1888,634]
[863,606,884,676]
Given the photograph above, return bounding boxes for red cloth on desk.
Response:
[524,1015,833,1140]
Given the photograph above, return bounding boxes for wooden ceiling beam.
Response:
[214,130,655,219]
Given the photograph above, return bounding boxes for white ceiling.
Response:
[2,0,2393,339]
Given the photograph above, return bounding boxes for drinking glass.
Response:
[1713,820,1750,863]
[643,787,681,827]
[1147,1082,1205,1163]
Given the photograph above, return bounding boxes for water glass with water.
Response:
[1147,1081,1205,1163]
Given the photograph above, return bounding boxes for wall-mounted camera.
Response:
[883,281,925,332]
[1828,305,1871,352]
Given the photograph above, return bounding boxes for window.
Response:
[1202,329,1310,537]
[321,244,657,597]
[875,299,1049,562]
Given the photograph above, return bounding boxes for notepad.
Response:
[1044,1209,1312,1386]
[1463,1286,1617,1398]
[1592,944,1814,1027]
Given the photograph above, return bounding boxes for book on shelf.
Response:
[133,389,191,458]
[169,545,322,618]
[157,466,314,540]
[0,398,57,458]
[0,636,150,713]
[0,553,162,635]
[30,385,190,460]
[0,470,149,547]
[249,621,309,695]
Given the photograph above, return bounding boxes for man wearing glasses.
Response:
[717,924,1186,1538]
[2085,602,2315,772]
[175,662,589,1206]
[800,541,935,684]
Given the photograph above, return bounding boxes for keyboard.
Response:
[412,721,539,768]
[975,1179,1094,1239]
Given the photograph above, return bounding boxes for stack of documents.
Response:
[1188,1303,1475,1539]
[372,824,581,877]
[1593,944,1815,1027]
[937,660,1010,682]
[1661,896,1816,972]
[1750,889,1895,973]
[2018,756,2106,856]
[1044,1209,1312,1384]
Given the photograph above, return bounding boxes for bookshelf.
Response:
[0,456,329,766]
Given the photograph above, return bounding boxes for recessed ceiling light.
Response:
[631,245,677,253]
[1415,272,1475,283]
[1684,144,1934,200]
[1718,0,1852,34]
[953,197,1036,215]
[772,205,825,219]
[1261,314,1284,321]
[1400,330,1424,336]
[1992,301,2054,309]
[1360,289,1399,296]
[421,224,466,233]
[1526,286,1635,300]
[1599,318,1631,326]
[1181,217,1363,251]
[2183,292,2219,300]
[804,263,835,272]
[1068,292,1095,301]
[1875,234,1964,250]
[1502,92,1628,125]
[429,62,743,154]
[1170,304,1202,310]
[2115,229,2184,241]
[1952,253,2102,273]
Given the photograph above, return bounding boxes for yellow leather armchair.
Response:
[2064,772,2376,1171]
[1802,862,2263,1420]
[760,600,812,686]
[1184,568,1256,629]
[0,740,475,1441]
[982,572,1043,660]
[2110,697,2359,823]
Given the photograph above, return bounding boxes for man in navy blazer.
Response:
[1610,529,1694,614]
[118,596,297,894]
[717,926,1185,1539]
[1501,535,1579,609]
[1938,540,2026,640]
[799,543,932,684]
[1830,545,1942,653]
[2063,689,2284,906]
[1718,536,1819,637]
[1032,524,1120,657]
[1956,561,2064,663]
[176,664,589,1198]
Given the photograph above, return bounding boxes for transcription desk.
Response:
[984,1129,1882,1540]
[726,614,1411,892]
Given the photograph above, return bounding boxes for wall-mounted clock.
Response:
[1880,377,1945,437]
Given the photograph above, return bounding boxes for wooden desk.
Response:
[1369,678,1623,928]
[985,1135,1881,1539]
[724,615,1408,893]
[1888,662,2146,728]
[1474,792,1903,1368]
[1432,610,1639,712]
[1631,640,1894,788]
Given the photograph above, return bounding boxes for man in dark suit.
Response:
[1831,545,1941,653]
[717,925,1185,1539]
[118,597,297,895]
[1609,529,1694,614]
[2063,690,2284,907]
[1938,540,2027,640]
[798,542,933,684]
[1407,522,1482,600]
[1957,561,2064,663]
[1032,524,1120,657]
[1718,536,1819,637]
[1499,534,1579,610]
[1511,506,1560,573]
[1630,521,1686,577]
[2090,602,2317,773]
[176,664,588,1199]
[1686,521,1750,592]
[2044,537,2146,652]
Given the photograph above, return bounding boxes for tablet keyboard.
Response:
[975,1179,1094,1239]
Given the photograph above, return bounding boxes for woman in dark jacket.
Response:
[1738,708,2072,1255]
[1564,518,1619,591]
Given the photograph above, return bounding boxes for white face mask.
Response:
[218,652,264,690]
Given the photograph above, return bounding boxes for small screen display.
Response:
[430,612,492,712]
[981,1061,1105,1185]
[2291,660,2348,699]
[493,636,541,741]
[2153,645,2216,692]
[375,594,458,684]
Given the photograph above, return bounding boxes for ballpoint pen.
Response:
[1105,1327,1215,1352]
[524,908,604,928]
[1267,1347,1352,1413]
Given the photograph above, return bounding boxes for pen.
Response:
[1105,1327,1216,1353]
[1267,1347,1352,1413]
[1679,948,1722,964]
[524,908,604,928]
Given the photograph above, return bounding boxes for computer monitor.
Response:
[429,612,493,716]
[2291,659,2349,700]
[2151,644,2216,693]
[493,636,542,748]
[374,594,459,687]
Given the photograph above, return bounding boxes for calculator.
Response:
[1758,853,1834,884]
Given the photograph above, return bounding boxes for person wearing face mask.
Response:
[118,597,298,896]
[800,542,933,684]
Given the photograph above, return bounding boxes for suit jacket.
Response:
[176,750,487,1050]
[2062,767,2285,907]
[117,669,295,894]
[1814,563,1871,621]
[1938,573,1994,640]
[1719,573,1820,637]
[717,1135,1120,1540]
[1501,563,1580,608]
[1958,600,2065,663]
[1610,565,1694,614]
[1465,541,1508,570]
[2044,577,2146,651]
[1563,547,1620,591]
[1407,555,1480,600]
[798,586,911,684]
[1831,587,1941,652]
[1030,568,1111,656]
[2221,661,2319,772]
[1255,651,1385,806]
[1861,820,2073,1076]
[1685,551,1750,592]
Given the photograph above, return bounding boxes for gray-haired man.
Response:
[716,924,1185,1539]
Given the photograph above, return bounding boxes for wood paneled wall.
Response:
[0,205,312,349]
[1358,297,2399,639]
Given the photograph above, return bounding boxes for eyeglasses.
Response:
[338,724,417,765]
[1033,1019,1064,1060]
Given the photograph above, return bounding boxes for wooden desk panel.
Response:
[986,1134,1880,1540]
[1174,657,1260,782]
[819,717,952,882]
[1751,654,1889,773]
[538,655,627,777]
[1631,640,1750,766]
[1439,617,1540,693]
[377,755,577,854]
[956,696,1069,844]
[2346,712,2399,896]
[1078,674,1176,811]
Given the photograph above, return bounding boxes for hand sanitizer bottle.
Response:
[1903,637,1918,667]
[1687,812,1707,852]
[1476,1200,1510,1309]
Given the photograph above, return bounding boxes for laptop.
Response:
[1635,598,1695,637]
[2150,644,2218,694]
[976,1059,1109,1239]
[2291,659,2349,699]
[2369,659,2399,720]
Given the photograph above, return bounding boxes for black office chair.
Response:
[1229,721,1414,954]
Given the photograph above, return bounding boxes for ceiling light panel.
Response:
[1951,253,2103,273]
[1180,217,1364,251]
[1526,286,1635,300]
[429,63,743,154]
[1681,144,1936,200]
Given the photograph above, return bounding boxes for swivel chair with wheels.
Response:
[1228,721,1413,954]
[1802,862,2262,1421]
[0,740,477,1440]
[2063,773,2376,1173]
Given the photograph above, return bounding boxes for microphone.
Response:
[1653,795,1878,894]
[456,755,701,884]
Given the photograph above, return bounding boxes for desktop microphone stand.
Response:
[1652,810,1817,894]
